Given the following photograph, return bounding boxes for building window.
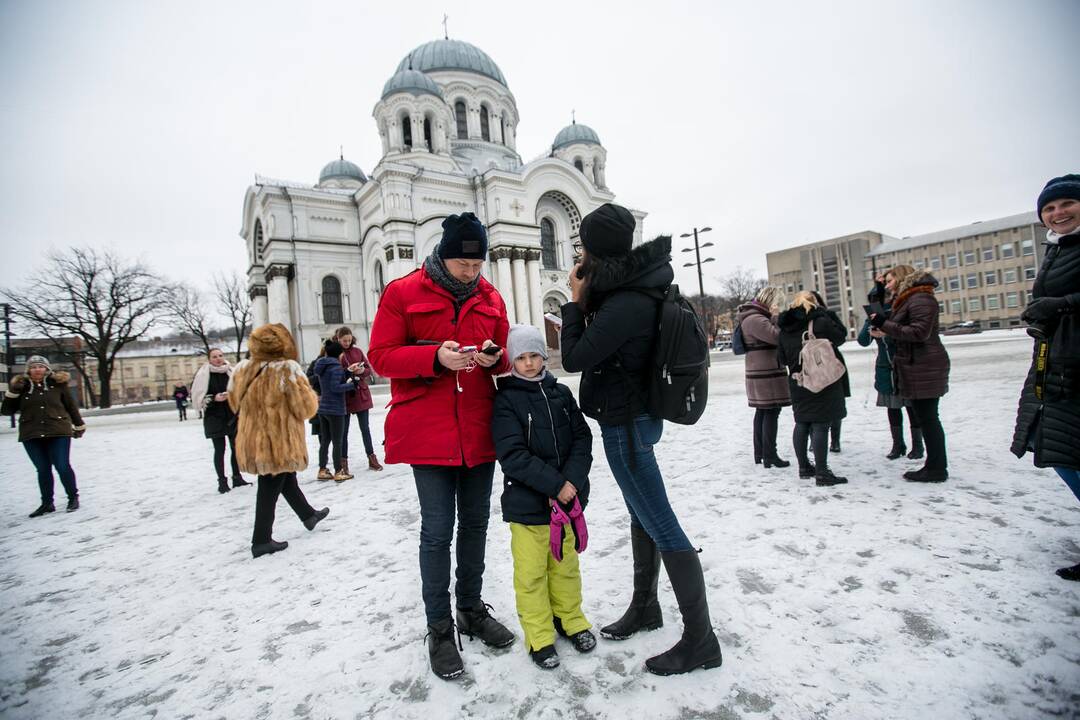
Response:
[423,117,432,152]
[1005,292,1019,308]
[914,260,925,269]
[141,366,149,378]
[1026,290,1033,304]
[573,158,584,174]
[1024,266,1036,280]
[1021,239,1034,256]
[454,101,467,139]
[254,219,264,262]
[321,275,343,324]
[984,271,997,285]
[950,299,962,314]
[947,276,960,291]
[966,273,978,289]
[930,257,942,271]
[982,247,995,261]
[963,250,975,265]
[401,115,412,148]
[480,106,490,142]
[500,114,507,145]
[968,297,981,312]
[540,218,558,269]
[373,262,385,296]
[937,301,945,314]
[1003,269,1017,284]
[987,295,1000,310]
[946,254,957,268]
[1001,242,1015,259]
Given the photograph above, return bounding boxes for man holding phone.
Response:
[368,212,514,681]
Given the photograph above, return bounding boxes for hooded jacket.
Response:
[736,301,791,409]
[313,356,353,416]
[560,236,674,425]
[2,371,86,442]
[879,271,950,400]
[493,373,592,525]
[367,266,510,467]
[857,308,900,396]
[776,306,849,423]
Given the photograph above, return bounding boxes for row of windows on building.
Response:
[399,102,509,151]
[896,238,1036,273]
[938,265,1038,292]
[939,290,1032,316]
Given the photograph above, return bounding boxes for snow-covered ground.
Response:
[1,332,1077,720]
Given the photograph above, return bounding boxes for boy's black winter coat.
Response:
[493,373,592,525]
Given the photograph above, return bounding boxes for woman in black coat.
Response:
[1010,174,1080,582]
[561,203,722,676]
[777,291,849,486]
[191,348,249,494]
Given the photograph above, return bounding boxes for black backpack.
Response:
[731,324,747,355]
[637,284,710,425]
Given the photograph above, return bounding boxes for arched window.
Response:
[500,115,507,145]
[593,163,601,186]
[480,106,490,142]
[540,218,558,269]
[401,115,412,148]
[373,262,385,296]
[254,219,264,262]
[321,276,343,324]
[423,117,432,151]
[455,101,467,139]
[574,158,584,174]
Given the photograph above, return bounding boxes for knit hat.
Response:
[25,355,51,373]
[439,212,488,259]
[579,203,635,258]
[1037,174,1080,217]
[323,339,344,359]
[507,324,548,362]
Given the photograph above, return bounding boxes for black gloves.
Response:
[1021,297,1070,324]
[867,281,886,305]
[869,313,887,329]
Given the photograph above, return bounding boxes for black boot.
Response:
[554,617,597,653]
[830,421,842,453]
[815,468,848,486]
[907,429,925,460]
[455,602,515,648]
[251,539,288,558]
[232,476,251,488]
[1056,563,1080,582]
[426,618,465,680]
[886,424,907,460]
[29,502,56,518]
[217,477,231,494]
[600,525,663,640]
[763,456,791,468]
[66,496,80,513]
[645,550,723,676]
[904,467,947,483]
[798,464,816,479]
[304,507,330,531]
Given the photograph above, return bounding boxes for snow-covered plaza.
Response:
[1,331,1077,720]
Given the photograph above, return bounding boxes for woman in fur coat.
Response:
[191,348,249,494]
[1,355,86,517]
[228,323,328,558]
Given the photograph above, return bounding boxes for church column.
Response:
[525,249,543,331]
[511,248,530,326]
[265,264,292,325]
[250,285,268,327]
[412,114,425,152]
[490,247,515,324]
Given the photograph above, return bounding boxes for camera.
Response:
[1026,320,1054,340]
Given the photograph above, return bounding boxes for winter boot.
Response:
[815,468,848,487]
[340,459,354,479]
[317,468,333,481]
[66,496,79,513]
[554,617,597,653]
[763,456,791,468]
[29,502,55,518]
[600,525,663,640]
[886,425,907,460]
[903,467,947,483]
[530,644,560,670]
[907,429,925,460]
[426,618,465,680]
[1055,563,1080,582]
[368,453,383,471]
[304,507,330,531]
[830,422,842,453]
[798,464,816,479]
[232,475,251,488]
[251,539,288,558]
[645,550,723,676]
[217,477,231,494]
[333,466,350,482]
[455,602,515,648]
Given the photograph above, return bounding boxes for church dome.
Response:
[395,39,508,87]
[381,68,444,100]
[553,122,601,150]
[319,157,367,184]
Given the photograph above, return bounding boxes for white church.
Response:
[239,36,646,362]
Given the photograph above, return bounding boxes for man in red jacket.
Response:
[368,212,515,680]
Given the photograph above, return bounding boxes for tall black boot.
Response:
[600,525,663,640]
[829,420,842,453]
[645,550,723,675]
[907,428,925,460]
[886,424,907,460]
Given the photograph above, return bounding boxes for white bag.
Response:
[792,320,846,393]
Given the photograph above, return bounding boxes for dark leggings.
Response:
[753,407,782,460]
[341,410,375,459]
[252,472,316,545]
[830,418,842,446]
[886,406,921,429]
[910,398,947,470]
[318,414,346,471]
[212,433,241,480]
[793,421,830,471]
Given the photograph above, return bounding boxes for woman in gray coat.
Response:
[735,286,791,468]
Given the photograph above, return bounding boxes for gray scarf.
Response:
[510,367,548,383]
[425,246,480,310]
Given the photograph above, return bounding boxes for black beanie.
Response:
[579,203,636,258]
[439,212,488,259]
[323,339,344,359]
[1037,174,1080,217]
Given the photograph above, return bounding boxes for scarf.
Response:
[510,367,548,383]
[891,284,935,311]
[1046,228,1080,245]
[425,246,480,311]
[191,361,232,409]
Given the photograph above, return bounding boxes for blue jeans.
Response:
[1054,467,1080,503]
[412,463,495,624]
[342,410,375,458]
[24,436,78,504]
[600,415,692,553]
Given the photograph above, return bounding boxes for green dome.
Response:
[382,69,443,100]
[396,39,507,87]
[319,158,366,184]
[553,122,601,150]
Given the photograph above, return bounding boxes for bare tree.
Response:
[213,271,252,362]
[719,266,768,331]
[1,248,167,407]
[164,283,213,358]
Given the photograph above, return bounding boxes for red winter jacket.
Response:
[339,345,374,412]
[368,267,510,467]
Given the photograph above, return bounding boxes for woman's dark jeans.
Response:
[252,472,316,544]
[211,432,241,479]
[793,421,830,470]
[24,436,78,503]
[910,398,947,470]
[1054,467,1080,502]
[599,414,692,553]
[412,463,495,624]
[342,410,375,459]
[318,414,346,472]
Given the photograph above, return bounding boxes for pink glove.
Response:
[549,502,571,562]
[566,497,588,554]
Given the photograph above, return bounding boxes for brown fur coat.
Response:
[227,324,319,475]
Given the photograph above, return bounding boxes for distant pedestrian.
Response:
[735,286,791,469]
[173,384,189,421]
[777,291,850,486]
[1011,174,1080,581]
[313,339,355,482]
[1,355,85,517]
[228,323,329,559]
[335,326,382,473]
[192,348,250,494]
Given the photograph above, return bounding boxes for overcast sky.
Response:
[2,0,1078,299]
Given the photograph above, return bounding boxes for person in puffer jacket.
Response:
[493,324,594,670]
[313,339,355,482]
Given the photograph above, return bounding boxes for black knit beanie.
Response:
[323,339,344,359]
[1037,174,1080,217]
[579,203,635,258]
[439,212,488,259]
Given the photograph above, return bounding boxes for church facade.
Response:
[239,37,645,361]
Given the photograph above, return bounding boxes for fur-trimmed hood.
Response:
[586,235,674,296]
[896,270,939,296]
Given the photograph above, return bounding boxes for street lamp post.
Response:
[679,226,715,297]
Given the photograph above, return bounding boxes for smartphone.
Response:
[458,345,478,353]
[863,302,886,318]
[481,345,501,355]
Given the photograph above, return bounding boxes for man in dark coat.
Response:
[1010,174,1080,581]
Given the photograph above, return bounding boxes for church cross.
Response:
[443,14,449,39]
[509,199,524,217]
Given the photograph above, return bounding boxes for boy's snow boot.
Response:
[886,424,907,459]
[426,618,465,680]
[29,502,55,518]
[645,550,723,676]
[367,454,383,471]
[304,507,330,531]
[600,525,663,640]
[251,539,288,558]
[455,602,515,648]
[529,644,560,670]
[217,477,231,494]
[907,428,925,460]
[232,475,251,488]
[553,617,597,653]
[66,496,79,512]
